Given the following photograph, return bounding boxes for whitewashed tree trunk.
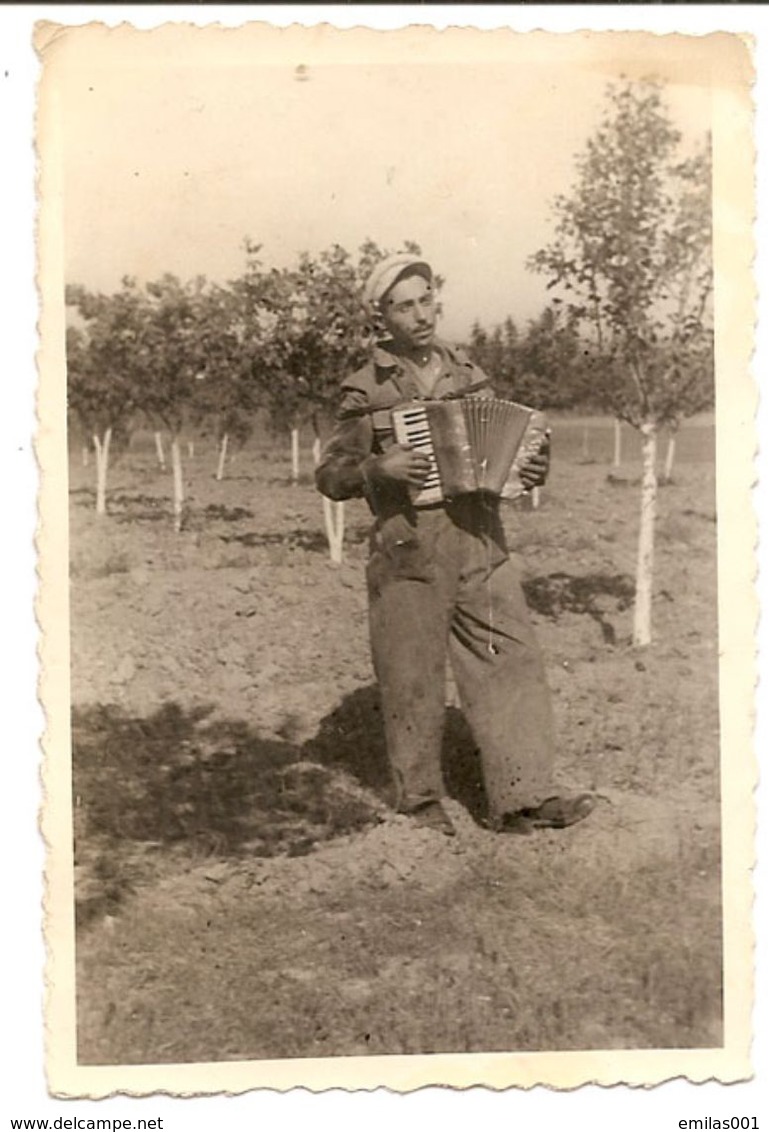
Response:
[187,439,195,459]
[154,430,166,470]
[290,426,300,484]
[323,499,346,565]
[530,486,541,510]
[82,445,90,468]
[92,427,112,516]
[633,422,658,647]
[170,435,185,534]
[216,433,229,481]
[663,430,677,484]
[312,434,345,564]
[613,418,622,467]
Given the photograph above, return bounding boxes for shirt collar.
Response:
[372,337,454,371]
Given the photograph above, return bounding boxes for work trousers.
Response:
[367,499,556,820]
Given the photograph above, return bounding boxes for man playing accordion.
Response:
[316,254,594,837]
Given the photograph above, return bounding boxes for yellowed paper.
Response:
[36,21,755,1096]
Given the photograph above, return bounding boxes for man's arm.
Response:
[315,389,376,501]
[315,386,431,503]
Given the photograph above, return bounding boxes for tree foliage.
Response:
[233,238,425,441]
[65,237,431,507]
[468,306,602,410]
[66,278,146,440]
[187,282,260,447]
[527,77,714,647]
[528,79,714,428]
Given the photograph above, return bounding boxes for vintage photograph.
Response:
[36,22,755,1093]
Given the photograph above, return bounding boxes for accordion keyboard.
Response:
[391,403,444,504]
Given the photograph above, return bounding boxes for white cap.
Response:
[362,254,433,315]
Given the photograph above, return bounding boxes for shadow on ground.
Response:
[523,572,635,644]
[72,692,486,925]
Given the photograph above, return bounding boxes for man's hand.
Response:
[367,444,432,488]
[518,432,551,490]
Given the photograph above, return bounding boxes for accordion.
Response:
[390,397,547,506]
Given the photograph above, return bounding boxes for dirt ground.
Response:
[69,418,722,1063]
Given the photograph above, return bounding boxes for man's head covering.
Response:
[362,254,433,316]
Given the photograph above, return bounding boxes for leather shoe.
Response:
[409,801,456,837]
[490,793,595,835]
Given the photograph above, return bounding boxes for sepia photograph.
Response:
[34,19,756,1095]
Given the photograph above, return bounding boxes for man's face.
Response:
[380,273,437,353]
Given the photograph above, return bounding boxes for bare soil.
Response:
[70,419,722,1063]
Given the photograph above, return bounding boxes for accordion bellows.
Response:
[391,398,547,506]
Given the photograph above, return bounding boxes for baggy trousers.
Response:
[367,501,555,820]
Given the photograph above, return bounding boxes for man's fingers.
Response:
[407,471,429,486]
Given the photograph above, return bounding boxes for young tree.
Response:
[66,281,144,515]
[153,430,167,470]
[131,274,215,532]
[263,244,373,560]
[529,79,713,645]
[187,283,261,481]
[231,247,310,485]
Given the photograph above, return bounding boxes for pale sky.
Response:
[50,24,716,339]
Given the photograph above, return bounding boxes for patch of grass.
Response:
[75,811,722,1063]
[212,550,253,570]
[219,524,369,553]
[94,552,132,578]
[71,550,133,580]
[682,508,717,524]
[657,514,699,545]
[201,503,255,522]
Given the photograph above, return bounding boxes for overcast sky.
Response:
[50,24,716,340]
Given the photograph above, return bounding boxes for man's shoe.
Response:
[409,801,457,837]
[490,793,595,835]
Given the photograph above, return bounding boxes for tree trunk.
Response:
[613,418,622,467]
[171,435,185,534]
[530,486,541,510]
[216,433,229,482]
[187,439,195,459]
[581,421,590,461]
[290,426,300,485]
[663,430,677,484]
[322,498,345,565]
[154,430,166,470]
[633,422,658,647]
[312,433,345,564]
[92,427,112,516]
[82,445,90,468]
